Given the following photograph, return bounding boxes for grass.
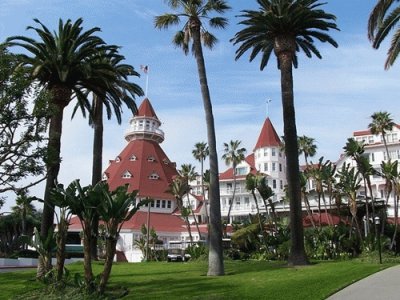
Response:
[0,259,395,300]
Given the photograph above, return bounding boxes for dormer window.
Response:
[130,155,137,161]
[147,156,155,162]
[102,173,109,180]
[149,172,159,180]
[163,158,169,165]
[115,156,121,163]
[122,171,132,179]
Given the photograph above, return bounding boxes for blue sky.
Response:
[1,0,400,211]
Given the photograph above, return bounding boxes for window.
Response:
[235,197,240,207]
[102,173,109,180]
[272,163,276,171]
[163,158,169,164]
[115,156,121,163]
[149,172,159,180]
[147,156,155,162]
[279,163,282,172]
[368,136,374,144]
[167,201,171,209]
[130,155,137,161]
[236,167,247,176]
[272,148,276,156]
[370,153,375,162]
[273,180,276,189]
[279,151,282,157]
[156,200,161,208]
[162,200,166,208]
[122,171,132,178]
[264,163,268,172]
[244,197,249,207]
[264,148,268,156]
[280,180,283,190]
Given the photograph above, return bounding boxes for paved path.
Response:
[327,265,400,300]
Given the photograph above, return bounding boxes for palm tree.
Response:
[298,135,317,166]
[155,0,231,276]
[83,51,143,259]
[11,189,36,242]
[222,140,246,224]
[167,175,193,243]
[6,18,120,276]
[255,173,277,228]
[192,142,209,222]
[368,1,400,69]
[179,163,202,239]
[245,173,264,234]
[380,160,398,234]
[368,111,395,160]
[232,0,338,266]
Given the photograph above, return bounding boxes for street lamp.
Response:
[374,216,382,264]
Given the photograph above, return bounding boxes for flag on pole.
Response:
[140,65,149,74]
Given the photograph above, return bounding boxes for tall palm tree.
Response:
[368,111,395,160]
[192,142,209,222]
[6,18,120,276]
[155,0,231,276]
[222,140,246,224]
[245,173,264,233]
[298,135,317,166]
[231,0,338,266]
[81,50,143,259]
[380,160,398,234]
[368,0,400,69]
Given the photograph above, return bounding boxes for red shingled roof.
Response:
[136,98,159,120]
[254,118,282,150]
[105,139,178,200]
[219,153,257,180]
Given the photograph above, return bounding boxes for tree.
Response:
[298,135,317,166]
[192,142,209,222]
[222,140,246,224]
[96,182,142,294]
[232,0,338,266]
[255,173,277,228]
[0,48,47,195]
[11,189,37,249]
[6,18,121,277]
[155,0,231,276]
[245,173,264,233]
[368,0,400,69]
[167,175,194,243]
[83,49,143,260]
[179,163,202,238]
[368,111,395,160]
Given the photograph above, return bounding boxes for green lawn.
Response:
[1,260,393,299]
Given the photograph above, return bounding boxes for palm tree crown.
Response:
[231,0,339,70]
[368,0,400,69]
[154,0,230,55]
[298,135,317,166]
[369,111,395,159]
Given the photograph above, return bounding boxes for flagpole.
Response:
[266,99,271,117]
[145,66,149,98]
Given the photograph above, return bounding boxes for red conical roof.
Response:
[254,118,282,150]
[104,139,178,200]
[136,98,159,120]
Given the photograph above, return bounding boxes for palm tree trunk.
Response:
[39,87,70,278]
[200,158,209,224]
[191,22,224,276]
[226,171,237,224]
[251,191,263,233]
[91,95,103,260]
[278,48,308,266]
[56,216,67,281]
[83,224,94,290]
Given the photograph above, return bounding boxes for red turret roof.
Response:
[136,98,159,120]
[104,139,178,200]
[254,118,282,150]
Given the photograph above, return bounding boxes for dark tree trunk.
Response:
[276,38,308,266]
[91,95,103,260]
[98,236,118,294]
[83,224,94,290]
[191,20,224,276]
[38,85,71,278]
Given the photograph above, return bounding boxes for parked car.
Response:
[167,248,191,262]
